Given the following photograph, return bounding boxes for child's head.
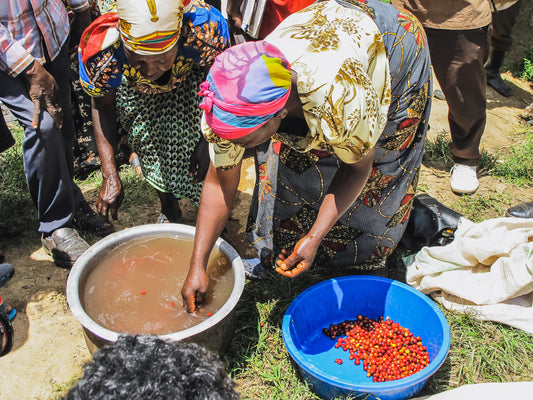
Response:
[64,335,239,399]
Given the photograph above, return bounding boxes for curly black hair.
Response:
[64,335,239,399]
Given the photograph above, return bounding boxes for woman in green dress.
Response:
[78,0,230,223]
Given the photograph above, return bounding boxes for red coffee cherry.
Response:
[324,316,430,382]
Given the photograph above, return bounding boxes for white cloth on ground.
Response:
[411,382,533,400]
[404,217,533,334]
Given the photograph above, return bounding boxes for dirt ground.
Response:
[1,8,533,400]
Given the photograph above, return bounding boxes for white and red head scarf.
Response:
[117,0,192,55]
[80,0,193,63]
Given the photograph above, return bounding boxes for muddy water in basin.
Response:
[82,235,233,335]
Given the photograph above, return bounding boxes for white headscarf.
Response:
[116,0,193,55]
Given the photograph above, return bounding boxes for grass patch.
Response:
[0,123,35,226]
[419,309,533,395]
[423,131,497,172]
[424,129,533,187]
[423,130,454,168]
[442,311,533,385]
[451,191,513,222]
[491,129,533,186]
[513,45,533,82]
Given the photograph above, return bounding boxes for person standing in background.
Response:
[0,0,111,268]
[226,0,315,40]
[486,0,522,97]
[392,0,492,195]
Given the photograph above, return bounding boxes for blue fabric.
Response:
[78,45,125,92]
[0,263,14,288]
[211,106,275,129]
[181,6,230,62]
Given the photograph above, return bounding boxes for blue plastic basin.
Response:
[282,276,450,400]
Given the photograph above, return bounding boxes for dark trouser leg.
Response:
[486,1,521,96]
[0,113,15,153]
[0,46,82,233]
[46,46,84,205]
[156,190,183,223]
[490,1,521,53]
[426,27,490,166]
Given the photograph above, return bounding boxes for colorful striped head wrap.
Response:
[198,41,292,140]
[79,0,192,63]
[117,0,192,55]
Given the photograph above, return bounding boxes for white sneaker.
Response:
[450,164,479,194]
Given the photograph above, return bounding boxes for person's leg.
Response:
[0,71,76,233]
[0,112,15,153]
[49,47,112,236]
[156,190,183,223]
[486,1,521,97]
[0,49,90,267]
[46,46,85,205]
[426,27,490,193]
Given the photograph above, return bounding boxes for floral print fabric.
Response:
[205,0,391,168]
[245,0,432,269]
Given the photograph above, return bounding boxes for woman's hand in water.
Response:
[181,264,209,313]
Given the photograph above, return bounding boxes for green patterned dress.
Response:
[80,1,230,204]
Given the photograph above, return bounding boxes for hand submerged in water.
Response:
[181,265,209,313]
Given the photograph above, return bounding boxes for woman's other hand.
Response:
[275,149,376,278]
[189,137,209,184]
[275,234,321,278]
[181,265,210,313]
[96,174,124,223]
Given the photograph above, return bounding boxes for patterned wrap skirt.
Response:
[246,0,433,270]
[116,65,205,205]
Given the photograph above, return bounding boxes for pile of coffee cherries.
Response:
[323,315,430,382]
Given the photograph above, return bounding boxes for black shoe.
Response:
[505,201,533,218]
[41,227,90,268]
[486,71,513,97]
[73,200,114,236]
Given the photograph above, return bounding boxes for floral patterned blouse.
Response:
[203,1,391,169]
